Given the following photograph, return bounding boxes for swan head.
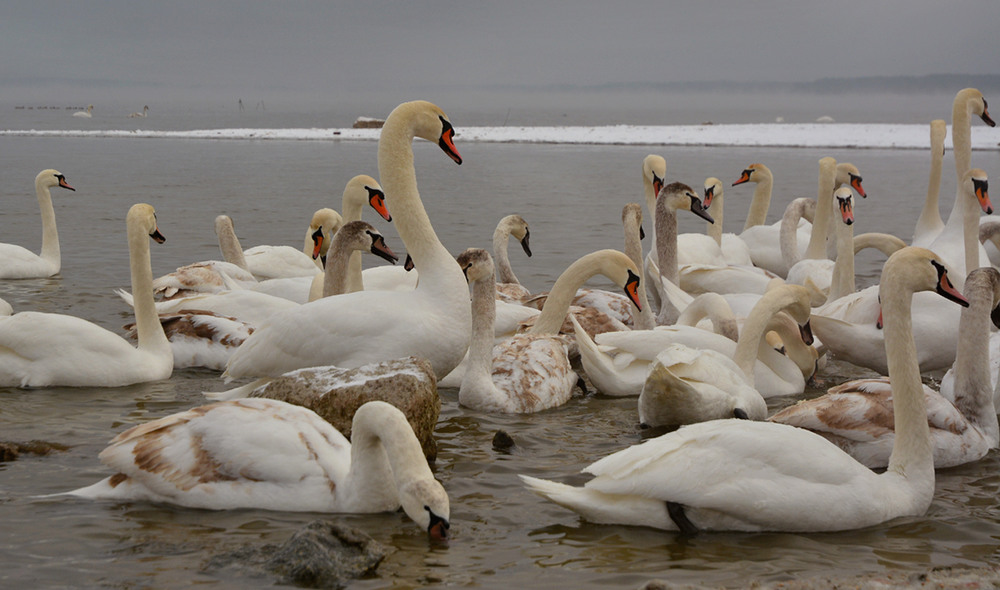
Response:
[308,208,344,260]
[834,187,854,226]
[835,163,867,198]
[622,202,645,241]
[703,177,723,209]
[960,88,996,127]
[344,174,392,222]
[659,182,714,224]
[642,154,667,197]
[390,100,462,164]
[881,247,969,308]
[341,221,398,264]
[214,214,235,237]
[456,248,494,283]
[500,214,532,257]
[398,478,451,541]
[964,168,992,215]
[128,203,165,243]
[732,163,770,187]
[35,169,75,192]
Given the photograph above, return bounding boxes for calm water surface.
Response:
[0,131,998,589]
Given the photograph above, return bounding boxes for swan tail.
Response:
[203,377,273,401]
[115,288,135,307]
[519,475,673,529]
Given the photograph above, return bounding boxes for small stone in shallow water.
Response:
[492,430,516,453]
[0,440,69,462]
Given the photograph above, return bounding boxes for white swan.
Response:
[700,177,754,266]
[520,247,967,533]
[0,204,173,387]
[811,169,991,374]
[911,119,947,247]
[73,105,93,118]
[457,248,578,413]
[150,215,258,300]
[923,88,995,284]
[223,100,469,381]
[785,186,856,306]
[239,208,343,281]
[770,266,998,470]
[732,163,807,276]
[638,342,767,427]
[0,169,76,279]
[574,283,812,398]
[622,203,655,330]
[127,105,149,118]
[67,399,451,539]
[492,214,533,302]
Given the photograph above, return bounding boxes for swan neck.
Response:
[128,222,169,353]
[35,180,60,268]
[465,271,499,379]
[951,273,999,435]
[731,293,787,378]
[348,405,433,499]
[946,95,975,223]
[707,192,723,244]
[914,121,946,238]
[881,277,934,478]
[217,219,249,270]
[493,226,519,285]
[805,158,837,260]
[779,199,812,267]
[530,252,606,334]
[624,214,655,330]
[827,206,856,301]
[744,176,773,229]
[655,207,678,284]
[322,240,354,297]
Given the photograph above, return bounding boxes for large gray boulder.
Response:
[249,356,441,460]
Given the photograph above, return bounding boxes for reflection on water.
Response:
[0,134,998,588]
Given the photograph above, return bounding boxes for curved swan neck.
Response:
[623,204,655,330]
[914,119,947,240]
[675,293,738,342]
[779,198,815,267]
[529,250,626,335]
[743,169,773,229]
[853,232,907,257]
[347,403,433,500]
[805,157,838,260]
[35,175,60,269]
[128,213,169,354]
[732,291,788,378]
[951,269,999,437]
[880,265,933,478]
[945,90,981,224]
[215,215,249,270]
[377,103,453,279]
[706,182,723,244]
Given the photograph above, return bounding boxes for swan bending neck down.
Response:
[0,169,76,279]
[222,100,469,383]
[521,247,967,533]
[67,399,450,539]
[0,203,172,387]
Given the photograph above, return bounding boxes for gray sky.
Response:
[4,0,1000,109]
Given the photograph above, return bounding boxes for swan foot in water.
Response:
[667,501,698,535]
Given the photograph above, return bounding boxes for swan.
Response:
[637,342,767,427]
[457,248,578,413]
[622,203,655,329]
[0,169,76,279]
[731,163,807,276]
[770,266,999,469]
[150,215,258,300]
[811,169,991,374]
[239,208,343,281]
[785,186,856,306]
[73,105,93,118]
[223,100,469,382]
[520,247,968,533]
[573,283,813,398]
[923,88,995,284]
[911,119,948,247]
[700,177,753,266]
[492,214,533,302]
[0,203,173,387]
[641,155,667,311]
[127,105,149,118]
[67,399,450,539]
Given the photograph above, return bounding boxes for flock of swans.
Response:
[1,89,998,538]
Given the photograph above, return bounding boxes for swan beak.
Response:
[623,269,642,311]
[991,302,1000,329]
[850,174,867,198]
[438,117,463,164]
[732,169,752,186]
[368,188,392,222]
[799,320,814,346]
[368,231,399,264]
[639,225,645,241]
[653,175,665,198]
[838,197,854,225]
[57,175,75,191]
[974,178,992,215]
[428,511,450,541]
[149,229,166,244]
[702,185,715,208]
[980,99,996,127]
[520,230,532,257]
[689,196,715,224]
[931,260,969,307]
[311,228,325,260]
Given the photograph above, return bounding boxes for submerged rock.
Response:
[249,356,441,460]
[205,521,385,588]
[0,440,69,462]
